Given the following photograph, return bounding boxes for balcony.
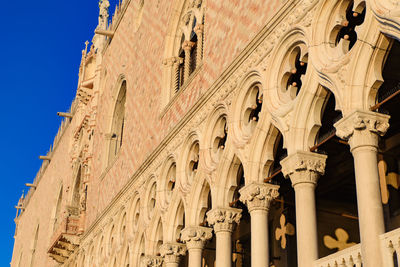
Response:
[314,227,400,267]
[48,215,81,263]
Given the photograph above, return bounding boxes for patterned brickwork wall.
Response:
[11,0,283,265]
[88,0,282,228]
[12,124,75,267]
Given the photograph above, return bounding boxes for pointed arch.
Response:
[108,78,127,165]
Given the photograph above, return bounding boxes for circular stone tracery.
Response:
[329,0,366,53]
[241,83,263,134]
[280,44,309,101]
[186,142,200,181]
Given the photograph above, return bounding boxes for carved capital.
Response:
[162,57,184,67]
[182,41,195,51]
[160,242,186,264]
[194,24,204,35]
[206,207,242,233]
[334,110,390,150]
[239,182,280,212]
[280,151,327,187]
[141,256,163,267]
[180,226,213,250]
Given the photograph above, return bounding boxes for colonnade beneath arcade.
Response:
[139,110,390,267]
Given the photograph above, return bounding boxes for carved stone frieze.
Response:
[280,151,327,187]
[180,226,213,250]
[141,255,164,267]
[206,207,242,233]
[160,242,186,264]
[334,110,390,150]
[239,182,280,212]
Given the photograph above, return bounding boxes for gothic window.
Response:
[30,225,39,267]
[53,186,63,231]
[108,80,127,164]
[168,0,205,95]
[72,167,83,210]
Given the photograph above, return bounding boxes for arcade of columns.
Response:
[13,0,400,266]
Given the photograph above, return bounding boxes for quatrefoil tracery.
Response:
[213,117,228,153]
[243,85,263,132]
[280,46,309,100]
[187,142,200,178]
[330,1,366,53]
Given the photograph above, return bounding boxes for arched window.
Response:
[108,80,127,164]
[175,1,204,92]
[163,0,205,102]
[72,167,83,211]
[53,186,63,231]
[30,225,39,267]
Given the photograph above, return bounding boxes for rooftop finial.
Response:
[98,0,110,30]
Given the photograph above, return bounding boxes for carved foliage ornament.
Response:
[335,110,390,141]
[180,226,213,249]
[206,207,242,233]
[280,151,327,186]
[141,256,163,267]
[159,243,186,263]
[239,182,280,212]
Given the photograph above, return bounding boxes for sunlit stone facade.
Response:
[10,0,400,266]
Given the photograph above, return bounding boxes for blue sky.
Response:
[0,0,118,264]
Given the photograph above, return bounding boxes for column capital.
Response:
[206,207,242,233]
[334,110,390,150]
[182,40,195,51]
[180,226,213,250]
[280,151,327,187]
[141,255,163,267]
[160,242,186,264]
[194,24,204,34]
[162,56,183,66]
[239,182,280,212]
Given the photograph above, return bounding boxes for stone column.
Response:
[207,207,242,267]
[239,182,280,267]
[141,255,163,267]
[194,24,204,65]
[335,110,390,267]
[182,40,195,83]
[181,226,213,267]
[160,242,186,267]
[280,151,327,267]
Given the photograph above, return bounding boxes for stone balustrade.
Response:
[380,227,400,267]
[314,244,362,267]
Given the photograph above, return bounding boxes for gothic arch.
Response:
[106,75,127,167]
[201,103,229,172]
[162,0,205,105]
[177,131,201,193]
[164,197,186,242]
[186,176,212,226]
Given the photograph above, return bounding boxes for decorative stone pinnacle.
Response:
[334,110,390,150]
[206,207,242,233]
[180,226,213,250]
[280,151,327,187]
[160,242,186,264]
[239,182,280,212]
[141,255,163,267]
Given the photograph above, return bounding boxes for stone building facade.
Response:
[10,0,400,266]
